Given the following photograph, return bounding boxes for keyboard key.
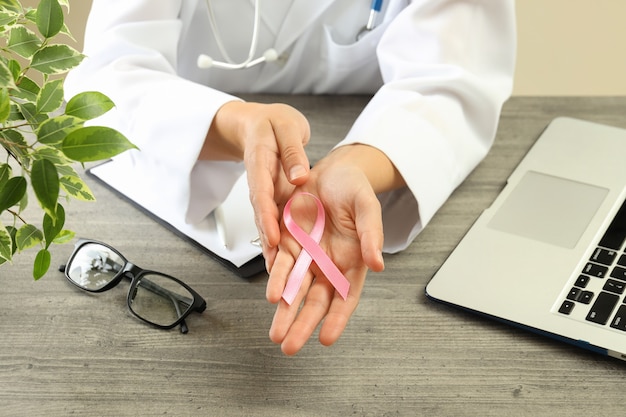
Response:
[586,292,619,325]
[610,305,626,331]
[565,288,593,303]
[575,275,590,288]
[582,262,608,278]
[566,288,581,301]
[559,300,575,315]
[590,248,618,266]
[578,291,594,304]
[619,254,626,267]
[603,279,626,295]
[610,266,626,281]
[598,198,626,250]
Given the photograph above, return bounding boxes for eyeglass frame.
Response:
[59,238,207,334]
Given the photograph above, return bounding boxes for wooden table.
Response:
[2,96,626,416]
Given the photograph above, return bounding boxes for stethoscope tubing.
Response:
[199,0,384,70]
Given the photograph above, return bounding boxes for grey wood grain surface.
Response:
[2,96,625,417]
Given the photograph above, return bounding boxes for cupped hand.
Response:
[205,101,312,268]
[265,159,385,355]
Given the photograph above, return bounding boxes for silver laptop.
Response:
[426,117,626,360]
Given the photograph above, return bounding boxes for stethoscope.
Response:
[197,0,384,70]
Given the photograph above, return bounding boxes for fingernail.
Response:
[289,164,307,181]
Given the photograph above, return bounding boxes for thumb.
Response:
[272,111,311,185]
[279,141,310,186]
[354,193,385,272]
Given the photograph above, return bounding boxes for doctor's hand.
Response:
[201,101,311,262]
[266,144,403,355]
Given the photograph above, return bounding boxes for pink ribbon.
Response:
[281,193,350,305]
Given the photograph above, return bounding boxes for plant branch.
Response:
[5,208,27,225]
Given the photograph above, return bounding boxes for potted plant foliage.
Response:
[0,0,136,278]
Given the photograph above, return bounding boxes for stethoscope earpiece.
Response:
[263,48,278,63]
[197,54,214,69]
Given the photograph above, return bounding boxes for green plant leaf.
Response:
[42,203,64,247]
[17,101,48,125]
[0,87,10,123]
[30,44,84,75]
[13,76,40,102]
[65,91,115,120]
[31,158,59,219]
[0,59,16,90]
[34,146,72,166]
[0,164,11,184]
[16,223,43,251]
[7,59,21,80]
[52,229,74,244]
[18,187,28,212]
[59,22,74,41]
[24,7,37,22]
[8,26,42,58]
[0,175,26,212]
[36,0,64,39]
[37,114,82,145]
[0,0,21,13]
[60,174,95,201]
[0,10,18,26]
[0,129,28,162]
[0,225,17,265]
[0,224,13,264]
[55,163,78,177]
[62,126,137,162]
[33,248,51,279]
[42,203,63,241]
[7,103,21,121]
[36,78,64,113]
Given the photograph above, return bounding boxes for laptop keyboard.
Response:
[558,197,626,330]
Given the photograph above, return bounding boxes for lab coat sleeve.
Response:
[338,0,517,253]
[64,0,244,224]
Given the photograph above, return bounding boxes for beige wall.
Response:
[32,0,626,96]
[515,0,626,96]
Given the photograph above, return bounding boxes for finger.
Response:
[268,276,313,345]
[246,144,282,249]
[262,244,277,274]
[268,270,316,343]
[278,277,335,355]
[265,248,297,304]
[270,111,311,185]
[318,268,366,346]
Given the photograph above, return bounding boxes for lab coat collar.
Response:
[273,0,336,54]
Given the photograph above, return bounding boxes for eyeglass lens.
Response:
[66,243,195,327]
[66,243,125,290]
[129,274,194,327]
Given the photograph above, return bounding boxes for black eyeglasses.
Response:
[59,238,206,334]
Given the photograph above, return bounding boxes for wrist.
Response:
[320,144,405,194]
[199,100,246,161]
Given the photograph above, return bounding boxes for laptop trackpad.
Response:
[488,171,609,248]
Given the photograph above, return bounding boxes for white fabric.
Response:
[65,0,516,253]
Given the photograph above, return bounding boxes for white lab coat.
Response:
[65,0,516,253]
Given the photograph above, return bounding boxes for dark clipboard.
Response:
[86,161,266,279]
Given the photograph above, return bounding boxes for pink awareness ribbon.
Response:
[281,193,350,305]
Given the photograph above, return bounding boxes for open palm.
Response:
[266,162,385,355]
